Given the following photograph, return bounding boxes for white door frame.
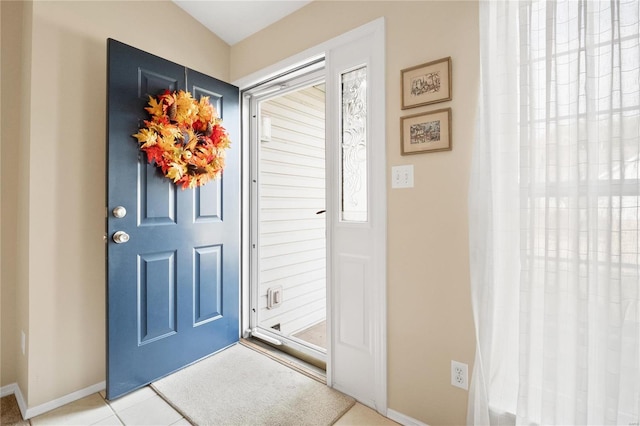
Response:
[235,18,387,414]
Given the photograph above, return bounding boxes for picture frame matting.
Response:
[400,108,452,155]
[401,57,452,109]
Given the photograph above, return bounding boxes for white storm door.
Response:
[326,27,386,411]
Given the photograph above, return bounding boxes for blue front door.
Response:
[106,39,240,399]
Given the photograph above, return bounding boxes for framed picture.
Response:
[401,57,451,109]
[401,108,452,155]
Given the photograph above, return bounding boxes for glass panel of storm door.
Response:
[340,66,368,223]
[257,83,327,351]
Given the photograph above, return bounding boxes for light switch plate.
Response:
[392,165,414,188]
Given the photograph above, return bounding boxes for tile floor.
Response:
[4,384,398,425]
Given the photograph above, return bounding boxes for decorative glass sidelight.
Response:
[340,66,368,222]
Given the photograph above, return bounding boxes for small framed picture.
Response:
[401,57,452,109]
[401,108,452,155]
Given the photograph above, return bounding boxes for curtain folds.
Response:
[469,1,640,424]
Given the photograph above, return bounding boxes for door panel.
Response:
[195,185,221,221]
[106,39,239,399]
[336,254,369,349]
[138,250,177,344]
[138,165,177,226]
[193,245,223,324]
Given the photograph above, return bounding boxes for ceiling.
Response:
[173,1,312,46]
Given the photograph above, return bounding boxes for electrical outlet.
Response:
[21,331,26,355]
[267,286,283,309]
[451,360,468,390]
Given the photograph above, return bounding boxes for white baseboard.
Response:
[387,408,429,426]
[0,382,17,398]
[1,381,106,420]
[1,383,28,420]
[24,381,106,419]
[14,384,27,418]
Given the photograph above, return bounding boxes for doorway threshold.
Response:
[239,338,326,384]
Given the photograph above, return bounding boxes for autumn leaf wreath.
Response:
[132,90,230,189]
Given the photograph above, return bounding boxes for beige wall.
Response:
[1,0,33,399]
[0,0,16,389]
[232,2,479,424]
[3,1,478,422]
[2,0,230,407]
[0,0,6,390]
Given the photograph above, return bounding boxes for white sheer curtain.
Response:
[469,1,640,425]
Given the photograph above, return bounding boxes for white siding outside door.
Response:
[257,84,327,343]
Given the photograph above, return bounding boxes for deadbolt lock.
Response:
[112,206,127,218]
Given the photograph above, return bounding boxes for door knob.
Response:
[112,206,127,218]
[112,231,130,244]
